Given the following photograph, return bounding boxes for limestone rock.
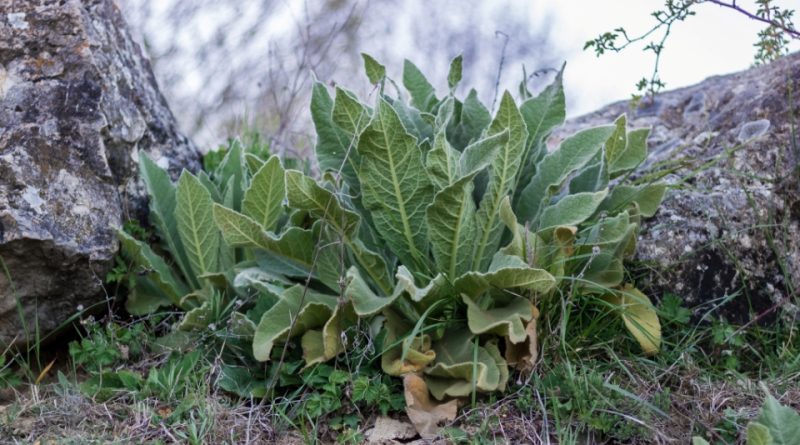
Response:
[0,0,200,346]
[559,53,800,322]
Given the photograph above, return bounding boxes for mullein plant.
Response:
[207,54,666,409]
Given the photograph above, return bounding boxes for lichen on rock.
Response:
[0,0,200,346]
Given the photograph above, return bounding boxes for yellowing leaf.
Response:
[403,374,458,439]
[607,285,661,355]
[505,305,540,373]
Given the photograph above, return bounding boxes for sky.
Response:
[538,0,800,116]
[123,0,800,144]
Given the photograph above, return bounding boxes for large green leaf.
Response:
[285,170,360,236]
[302,302,357,366]
[452,89,491,148]
[604,115,627,170]
[755,394,800,445]
[357,99,434,272]
[473,92,528,270]
[517,125,615,222]
[458,129,508,178]
[463,295,533,344]
[212,205,315,274]
[516,67,566,199]
[538,190,609,231]
[344,267,400,316]
[425,331,507,400]
[252,285,338,361]
[176,171,221,277]
[311,82,358,188]
[568,150,609,194]
[349,239,393,295]
[426,173,479,278]
[597,184,666,218]
[426,128,460,190]
[403,59,438,112]
[609,127,649,176]
[118,230,188,310]
[455,254,556,299]
[126,276,174,316]
[216,141,244,211]
[242,155,285,232]
[332,87,370,139]
[137,153,195,288]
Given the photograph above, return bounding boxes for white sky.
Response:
[536,0,800,116]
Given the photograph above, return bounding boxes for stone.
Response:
[0,0,200,347]
[558,53,800,322]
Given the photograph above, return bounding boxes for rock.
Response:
[559,53,800,322]
[0,0,200,347]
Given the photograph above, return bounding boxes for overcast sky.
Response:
[538,0,800,115]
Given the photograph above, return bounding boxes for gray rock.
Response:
[0,0,200,347]
[559,53,800,322]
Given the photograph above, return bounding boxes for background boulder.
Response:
[560,53,800,322]
[0,0,200,347]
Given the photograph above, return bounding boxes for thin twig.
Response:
[703,0,800,38]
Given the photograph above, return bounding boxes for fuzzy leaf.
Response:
[426,173,479,277]
[569,150,609,194]
[344,267,399,316]
[598,184,666,218]
[447,54,463,90]
[213,205,315,273]
[604,115,627,168]
[538,190,609,230]
[473,92,528,270]
[458,129,508,178]
[454,89,491,147]
[176,171,221,277]
[216,142,245,211]
[118,230,188,309]
[610,128,649,176]
[137,153,195,288]
[332,87,370,141]
[403,59,438,112]
[455,254,556,299]
[756,395,800,445]
[463,295,533,343]
[747,422,772,445]
[396,268,452,305]
[425,331,505,399]
[311,82,356,186]
[505,306,540,373]
[357,99,434,272]
[517,125,615,222]
[285,170,360,236]
[426,128,460,190]
[361,53,386,84]
[242,155,285,232]
[607,285,661,355]
[252,285,338,361]
[126,276,174,316]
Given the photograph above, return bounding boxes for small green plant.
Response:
[0,353,21,389]
[693,390,800,445]
[69,322,146,373]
